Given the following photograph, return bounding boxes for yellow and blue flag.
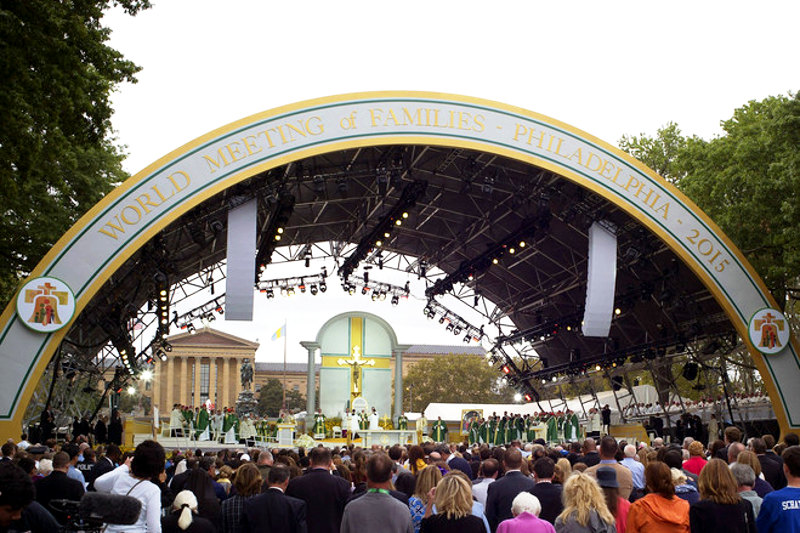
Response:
[271,323,286,341]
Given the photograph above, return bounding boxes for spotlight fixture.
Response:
[453,326,462,335]
[391,295,399,306]
[310,284,318,295]
[320,281,327,293]
[266,289,274,299]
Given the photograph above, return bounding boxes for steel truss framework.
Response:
[31,144,740,423]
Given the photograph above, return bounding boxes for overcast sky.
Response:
[104,1,798,364]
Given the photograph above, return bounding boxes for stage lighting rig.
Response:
[255,191,295,278]
[338,180,427,282]
[421,299,485,344]
[425,217,537,299]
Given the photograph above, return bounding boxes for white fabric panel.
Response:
[225,199,257,320]
[582,222,617,337]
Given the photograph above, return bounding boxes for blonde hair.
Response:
[698,458,741,505]
[413,463,442,502]
[555,458,572,482]
[434,475,473,520]
[736,450,762,477]
[557,472,615,527]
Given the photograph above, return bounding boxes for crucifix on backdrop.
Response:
[338,345,375,403]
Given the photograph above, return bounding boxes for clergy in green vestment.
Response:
[505,416,516,444]
[431,416,448,442]
[468,417,480,445]
[313,410,326,435]
[525,415,536,442]
[545,414,559,442]
[495,416,506,445]
[564,410,580,442]
[195,407,209,438]
[515,415,525,441]
[487,416,497,445]
[358,411,368,431]
[397,413,408,430]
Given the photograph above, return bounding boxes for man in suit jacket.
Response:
[485,448,536,532]
[243,463,306,533]
[752,438,787,490]
[87,444,120,491]
[437,445,474,480]
[528,457,563,524]
[286,446,351,533]
[34,451,85,525]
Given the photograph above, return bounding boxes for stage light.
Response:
[310,284,318,295]
[492,258,499,265]
[140,369,153,382]
[501,365,511,374]
[287,287,295,296]
[463,334,471,343]
[371,291,378,301]
[348,285,356,295]
[320,281,327,293]
[361,287,368,295]
[446,323,454,332]
[274,234,281,241]
[595,364,602,371]
[277,228,284,234]
[379,291,386,301]
[427,310,436,319]
[299,282,306,293]
[280,287,287,296]
[375,240,382,247]
[524,393,533,402]
[384,232,390,238]
[187,324,196,334]
[551,376,557,382]
[163,342,172,352]
[266,289,274,298]
[614,307,621,315]
[453,327,462,335]
[513,393,522,402]
[402,212,409,219]
[391,295,399,306]
[158,351,168,362]
[395,219,402,226]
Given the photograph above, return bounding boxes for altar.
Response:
[360,429,416,447]
[277,424,295,446]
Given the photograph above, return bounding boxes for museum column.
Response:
[222,357,230,408]
[208,357,217,407]
[180,357,188,406]
[393,345,411,422]
[166,355,175,410]
[301,341,319,429]
[193,357,201,407]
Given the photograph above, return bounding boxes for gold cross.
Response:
[338,345,375,398]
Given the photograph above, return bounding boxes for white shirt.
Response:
[369,412,380,431]
[94,464,162,532]
[472,477,494,507]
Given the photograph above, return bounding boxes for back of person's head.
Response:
[1,442,16,458]
[38,458,53,476]
[688,441,704,457]
[645,461,675,498]
[582,438,596,453]
[132,440,165,480]
[736,450,762,477]
[0,463,34,517]
[503,448,523,470]
[730,463,756,488]
[388,445,403,462]
[309,446,332,467]
[481,458,499,478]
[435,445,450,457]
[366,453,393,484]
[624,444,637,458]
[53,451,70,470]
[763,434,776,449]
[662,448,683,470]
[106,444,121,461]
[599,436,617,459]
[533,457,555,479]
[750,438,767,455]
[724,426,742,444]
[268,463,291,487]
[394,471,415,499]
[511,492,541,517]
[785,433,800,447]
[257,449,273,465]
[698,458,740,504]
[727,442,745,463]
[199,456,215,472]
[63,443,79,460]
[234,463,262,496]
[434,474,472,520]
[16,457,35,476]
[413,463,442,501]
[783,445,800,478]
[172,490,198,530]
[558,471,614,527]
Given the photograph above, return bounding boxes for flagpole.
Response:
[282,319,287,410]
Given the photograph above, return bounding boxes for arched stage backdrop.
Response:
[1,91,797,438]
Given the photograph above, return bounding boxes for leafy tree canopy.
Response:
[403,354,516,412]
[257,378,306,417]
[619,93,800,305]
[0,0,150,303]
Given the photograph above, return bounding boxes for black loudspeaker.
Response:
[611,375,624,391]
[682,362,699,381]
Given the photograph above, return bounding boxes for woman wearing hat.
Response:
[162,490,215,533]
[596,467,631,533]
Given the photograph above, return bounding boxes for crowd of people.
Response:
[1,423,800,532]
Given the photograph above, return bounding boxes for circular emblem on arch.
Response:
[15,277,76,333]
[748,307,791,355]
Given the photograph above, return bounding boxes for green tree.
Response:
[0,0,150,304]
[618,122,689,184]
[257,378,306,417]
[618,93,800,306]
[403,354,516,411]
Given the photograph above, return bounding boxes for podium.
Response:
[277,424,295,446]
